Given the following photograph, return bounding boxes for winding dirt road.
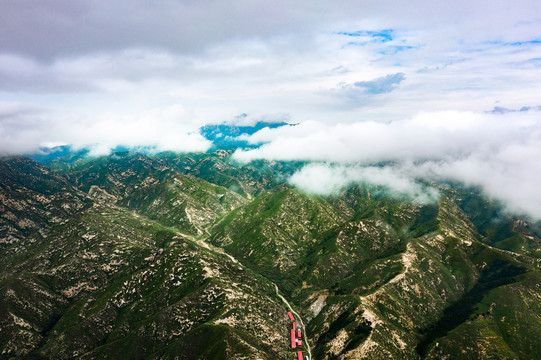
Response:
[176,227,313,359]
[274,284,312,360]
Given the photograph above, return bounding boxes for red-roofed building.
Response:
[297,329,301,338]
[291,329,296,348]
[292,322,296,330]
[297,351,303,360]
[287,312,294,320]
[297,339,302,347]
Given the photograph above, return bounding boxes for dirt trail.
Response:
[171,225,313,359]
[274,284,312,360]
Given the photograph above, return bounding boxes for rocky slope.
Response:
[64,152,247,236]
[0,157,294,359]
[0,157,89,247]
[206,171,541,359]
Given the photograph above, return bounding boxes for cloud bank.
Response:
[234,110,541,218]
[0,103,210,156]
[289,163,439,204]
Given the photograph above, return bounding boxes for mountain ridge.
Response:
[2,153,541,359]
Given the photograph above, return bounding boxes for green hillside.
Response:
[2,153,541,359]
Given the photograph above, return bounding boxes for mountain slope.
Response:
[205,179,541,359]
[64,152,247,236]
[158,151,303,197]
[0,201,294,359]
[0,157,89,247]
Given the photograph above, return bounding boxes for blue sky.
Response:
[2,0,541,217]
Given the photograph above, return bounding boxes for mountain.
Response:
[207,181,541,359]
[62,152,247,236]
[0,156,293,359]
[0,156,90,247]
[157,151,304,197]
[200,120,291,151]
[2,153,541,359]
[28,145,90,167]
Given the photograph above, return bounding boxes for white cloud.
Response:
[234,111,521,163]
[0,103,210,156]
[289,163,439,204]
[235,110,541,218]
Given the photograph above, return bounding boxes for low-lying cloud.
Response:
[0,102,210,156]
[289,163,439,204]
[234,110,541,218]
